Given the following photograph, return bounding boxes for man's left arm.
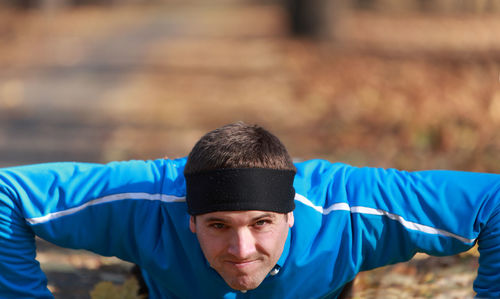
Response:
[344,167,500,298]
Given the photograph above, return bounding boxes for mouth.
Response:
[225,259,259,269]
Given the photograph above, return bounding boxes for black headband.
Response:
[185,168,296,215]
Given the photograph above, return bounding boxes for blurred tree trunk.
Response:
[285,0,344,40]
[354,0,376,10]
[14,0,37,9]
[418,0,434,12]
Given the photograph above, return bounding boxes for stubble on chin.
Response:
[224,267,273,291]
[225,275,262,291]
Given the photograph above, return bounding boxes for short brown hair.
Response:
[184,122,295,174]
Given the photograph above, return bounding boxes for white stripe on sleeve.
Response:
[26,193,185,225]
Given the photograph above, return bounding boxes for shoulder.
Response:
[292,159,353,211]
[293,159,354,185]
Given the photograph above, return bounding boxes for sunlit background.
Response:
[1,0,499,297]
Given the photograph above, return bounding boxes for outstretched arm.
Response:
[0,158,186,298]
[343,166,500,298]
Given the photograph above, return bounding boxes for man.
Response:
[0,122,499,298]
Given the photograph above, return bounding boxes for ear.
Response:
[287,211,294,228]
[189,216,196,233]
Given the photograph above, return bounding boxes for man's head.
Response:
[184,122,296,291]
[184,121,296,174]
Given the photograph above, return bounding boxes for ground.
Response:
[1,1,499,297]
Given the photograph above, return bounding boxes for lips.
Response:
[225,259,259,269]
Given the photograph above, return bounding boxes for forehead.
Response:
[197,210,280,223]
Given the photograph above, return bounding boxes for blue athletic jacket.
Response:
[0,158,499,298]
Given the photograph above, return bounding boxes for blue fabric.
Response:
[0,158,499,298]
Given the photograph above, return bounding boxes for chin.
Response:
[226,276,263,291]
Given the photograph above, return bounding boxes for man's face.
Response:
[190,210,294,291]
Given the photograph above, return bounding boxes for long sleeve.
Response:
[0,158,186,298]
[293,160,500,298]
[343,166,500,298]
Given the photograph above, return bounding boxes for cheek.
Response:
[273,227,290,253]
[197,232,225,261]
[258,229,288,255]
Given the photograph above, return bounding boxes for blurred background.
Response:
[1,0,499,297]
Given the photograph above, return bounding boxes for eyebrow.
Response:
[203,213,276,223]
[252,213,275,221]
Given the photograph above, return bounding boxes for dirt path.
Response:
[2,2,275,165]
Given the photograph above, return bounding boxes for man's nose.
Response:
[227,228,256,258]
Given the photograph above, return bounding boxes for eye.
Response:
[254,219,271,227]
[209,223,226,229]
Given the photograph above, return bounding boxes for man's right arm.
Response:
[0,158,187,297]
